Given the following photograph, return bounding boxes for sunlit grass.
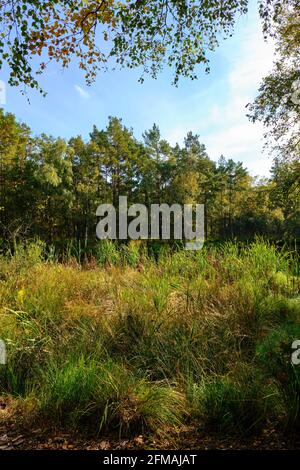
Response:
[0,239,299,437]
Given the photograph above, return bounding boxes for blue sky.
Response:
[1,1,274,177]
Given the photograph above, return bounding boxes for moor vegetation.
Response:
[0,240,299,441]
[0,0,299,449]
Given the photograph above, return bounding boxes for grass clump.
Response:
[189,365,281,435]
[256,324,300,430]
[96,240,120,267]
[36,356,184,435]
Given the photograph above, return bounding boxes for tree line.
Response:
[0,108,299,251]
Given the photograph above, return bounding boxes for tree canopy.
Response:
[248,2,300,161]
[1,108,299,249]
[0,0,298,92]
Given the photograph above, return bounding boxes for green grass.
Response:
[36,356,184,434]
[0,240,299,438]
[188,364,282,435]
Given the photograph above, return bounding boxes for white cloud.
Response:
[165,10,275,177]
[203,121,272,175]
[227,39,274,95]
[74,85,91,99]
[203,25,274,175]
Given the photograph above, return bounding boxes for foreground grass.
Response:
[0,240,299,439]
